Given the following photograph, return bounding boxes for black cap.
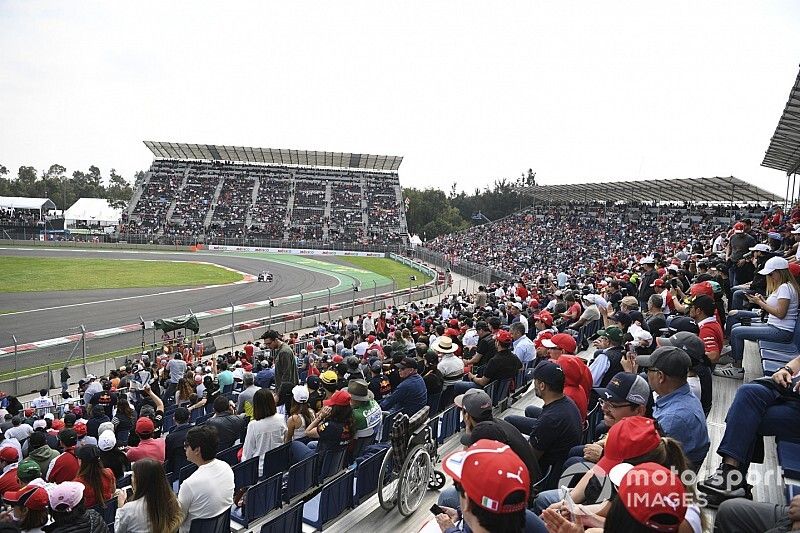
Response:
[636,346,692,378]
[395,357,418,370]
[593,372,649,406]
[305,376,321,390]
[668,316,699,335]
[609,311,632,329]
[657,331,705,364]
[76,444,101,461]
[532,360,565,388]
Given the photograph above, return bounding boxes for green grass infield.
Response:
[337,256,433,290]
[0,257,243,292]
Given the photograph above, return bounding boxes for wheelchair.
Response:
[377,406,446,515]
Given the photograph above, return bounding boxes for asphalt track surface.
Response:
[0,248,398,371]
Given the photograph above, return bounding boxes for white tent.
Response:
[63,198,122,229]
[0,196,57,219]
[409,234,423,247]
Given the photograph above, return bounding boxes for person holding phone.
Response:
[115,458,181,533]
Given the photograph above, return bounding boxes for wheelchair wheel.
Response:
[398,445,432,516]
[428,470,446,490]
[377,448,398,510]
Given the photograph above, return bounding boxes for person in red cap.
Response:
[46,429,80,484]
[541,333,592,419]
[0,446,20,498]
[126,416,165,462]
[455,330,522,397]
[436,439,531,533]
[293,389,353,461]
[1,484,49,530]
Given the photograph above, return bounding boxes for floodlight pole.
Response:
[80,325,87,374]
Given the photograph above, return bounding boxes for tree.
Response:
[16,166,38,196]
[106,168,133,209]
[404,187,469,240]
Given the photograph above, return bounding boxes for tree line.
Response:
[0,164,138,210]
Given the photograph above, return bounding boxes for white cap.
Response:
[638,257,655,265]
[748,243,771,253]
[759,256,790,275]
[667,265,679,272]
[292,385,309,403]
[43,413,54,421]
[98,430,116,452]
[33,420,47,430]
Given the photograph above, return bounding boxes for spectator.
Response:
[1,484,49,532]
[241,389,286,477]
[457,330,522,395]
[204,396,246,451]
[26,431,58,477]
[30,389,53,417]
[86,405,110,440]
[235,373,258,416]
[261,330,298,388]
[715,256,800,380]
[588,327,627,388]
[0,447,20,497]
[44,481,107,533]
[97,430,130,480]
[89,381,117,419]
[714,494,800,533]
[285,386,314,443]
[115,458,182,533]
[379,357,427,416]
[464,321,496,368]
[178,426,234,533]
[420,352,444,397]
[216,362,234,390]
[60,367,70,395]
[656,330,713,416]
[635,345,710,470]
[126,417,165,463]
[510,322,535,366]
[348,380,381,439]
[112,396,135,446]
[294,390,354,458]
[254,359,275,388]
[46,429,79,483]
[164,407,191,475]
[435,337,465,389]
[74,445,115,508]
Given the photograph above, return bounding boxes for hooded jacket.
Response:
[554,354,591,422]
[29,443,59,476]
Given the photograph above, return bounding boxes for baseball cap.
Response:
[532,360,565,388]
[494,330,513,345]
[650,279,665,288]
[596,327,624,344]
[16,458,42,482]
[656,331,705,364]
[58,428,77,447]
[759,256,789,275]
[533,330,555,349]
[33,419,47,430]
[370,361,383,373]
[0,447,17,463]
[733,222,745,233]
[667,315,699,335]
[395,357,418,370]
[347,380,374,402]
[320,370,339,385]
[331,354,344,364]
[76,444,102,462]
[608,311,632,329]
[636,346,692,378]
[98,430,117,452]
[639,256,655,265]
[323,389,351,407]
[135,417,155,435]
[454,389,492,422]
[305,375,321,390]
[541,333,577,354]
[3,485,49,510]
[613,462,686,532]
[594,372,649,406]
[595,416,661,474]
[367,335,377,343]
[47,481,85,512]
[73,422,87,438]
[749,243,771,252]
[533,311,554,326]
[442,439,529,514]
[292,385,309,403]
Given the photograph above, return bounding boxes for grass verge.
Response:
[0,257,243,292]
[337,257,433,290]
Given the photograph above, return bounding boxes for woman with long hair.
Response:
[175,377,194,406]
[242,388,287,477]
[716,256,800,379]
[113,395,135,445]
[285,385,314,443]
[114,458,182,533]
[303,390,354,455]
[74,445,115,509]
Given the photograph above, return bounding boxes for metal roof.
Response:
[517,176,783,203]
[0,196,57,211]
[143,141,403,172]
[762,66,800,174]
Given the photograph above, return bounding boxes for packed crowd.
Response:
[125,159,406,244]
[0,209,42,228]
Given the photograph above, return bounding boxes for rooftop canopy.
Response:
[63,198,122,224]
[0,196,57,211]
[516,176,783,204]
[144,141,403,172]
[762,65,800,175]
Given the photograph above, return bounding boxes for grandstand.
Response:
[124,142,409,246]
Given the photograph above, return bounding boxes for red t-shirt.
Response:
[77,468,116,507]
[244,344,254,360]
[126,437,166,463]
[0,467,19,498]
[698,318,724,362]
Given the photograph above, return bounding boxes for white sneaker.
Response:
[714,364,744,380]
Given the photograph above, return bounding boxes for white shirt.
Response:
[441,307,451,321]
[767,283,799,332]
[114,497,153,533]
[353,342,369,356]
[462,328,479,347]
[242,414,287,477]
[31,396,54,410]
[512,336,535,365]
[361,317,375,334]
[178,459,235,533]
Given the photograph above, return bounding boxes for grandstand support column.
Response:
[372,281,377,312]
[12,335,18,394]
[299,294,304,331]
[390,277,397,307]
[80,325,87,375]
[230,302,236,348]
[327,288,332,321]
[785,174,791,210]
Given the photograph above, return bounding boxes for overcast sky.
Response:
[1,1,799,196]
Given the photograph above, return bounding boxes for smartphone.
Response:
[429,503,445,516]
[561,486,576,522]
[125,487,134,499]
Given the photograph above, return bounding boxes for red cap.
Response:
[616,462,686,531]
[494,330,513,345]
[3,485,49,510]
[528,299,540,309]
[414,319,421,325]
[73,422,87,438]
[332,355,344,364]
[689,281,713,298]
[442,439,529,513]
[534,331,555,349]
[534,311,553,326]
[135,417,155,435]
[51,419,64,431]
[323,389,351,407]
[0,447,17,463]
[733,222,745,232]
[23,408,34,417]
[367,335,376,343]
[445,328,460,338]
[449,319,459,328]
[596,416,660,474]
[651,279,665,288]
[541,333,577,354]
[789,262,800,278]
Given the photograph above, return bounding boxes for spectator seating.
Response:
[260,442,291,480]
[232,456,260,490]
[231,473,282,528]
[302,468,355,530]
[353,448,389,505]
[284,454,318,504]
[188,507,231,533]
[259,501,303,533]
[777,441,800,479]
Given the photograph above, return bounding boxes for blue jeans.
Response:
[725,310,760,338]
[730,290,748,311]
[452,381,479,396]
[717,383,800,473]
[729,323,793,362]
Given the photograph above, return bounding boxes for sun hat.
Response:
[346,380,374,402]
[595,416,661,475]
[431,336,458,354]
[611,462,687,532]
[47,481,85,512]
[759,256,790,275]
[442,439,529,513]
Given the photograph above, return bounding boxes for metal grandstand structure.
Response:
[143,141,403,172]
[762,64,800,207]
[516,176,782,203]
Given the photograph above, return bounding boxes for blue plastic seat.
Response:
[231,472,282,527]
[188,508,231,533]
[261,442,291,480]
[179,462,199,485]
[438,404,461,444]
[319,446,347,480]
[349,433,376,463]
[777,441,800,479]
[426,392,442,415]
[380,411,400,444]
[90,498,117,527]
[490,378,512,407]
[759,318,800,352]
[353,448,388,505]
[216,443,243,466]
[232,456,260,490]
[260,501,304,533]
[762,359,784,376]
[786,484,800,504]
[162,411,176,434]
[116,473,132,489]
[284,454,318,503]
[302,468,355,530]
[761,349,798,363]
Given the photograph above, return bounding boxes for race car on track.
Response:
[257,271,273,282]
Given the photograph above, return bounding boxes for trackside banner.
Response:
[206,244,384,257]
